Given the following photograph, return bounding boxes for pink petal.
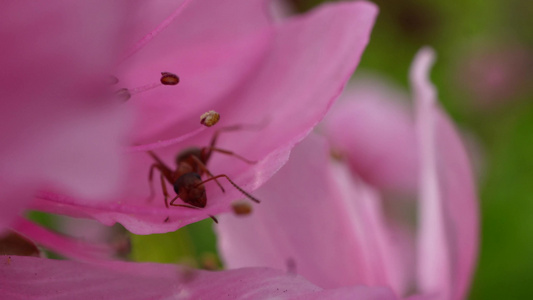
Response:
[322,76,418,192]
[405,295,437,300]
[10,218,115,262]
[295,286,398,300]
[413,47,451,300]
[216,134,406,294]
[0,181,32,233]
[0,255,394,299]
[434,107,478,300]
[413,48,478,300]
[37,1,378,234]
[0,1,133,232]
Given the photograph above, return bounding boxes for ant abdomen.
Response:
[173,173,206,208]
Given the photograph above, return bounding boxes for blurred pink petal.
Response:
[10,218,115,262]
[322,77,418,192]
[412,48,451,300]
[0,255,394,299]
[413,48,478,300]
[216,48,478,300]
[216,134,408,295]
[297,286,398,300]
[0,1,133,232]
[35,1,378,234]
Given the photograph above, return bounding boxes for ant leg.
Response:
[160,173,171,208]
[195,174,260,204]
[147,163,173,208]
[148,163,171,201]
[147,163,159,202]
[202,125,247,162]
[147,151,174,182]
[190,155,225,193]
[202,147,257,164]
[147,151,178,207]
[209,125,245,148]
[169,194,180,206]
[207,120,268,147]
[169,201,218,224]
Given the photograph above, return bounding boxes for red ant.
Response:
[147,126,260,221]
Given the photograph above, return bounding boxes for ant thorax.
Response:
[176,162,195,178]
[175,147,204,177]
[176,147,203,164]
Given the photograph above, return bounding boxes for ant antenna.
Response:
[195,174,260,204]
[203,147,257,165]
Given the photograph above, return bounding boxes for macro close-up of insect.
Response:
[146,125,261,219]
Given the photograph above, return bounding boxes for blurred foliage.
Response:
[27,210,57,229]
[130,219,221,269]
[470,102,533,299]
[125,0,533,298]
[26,211,62,259]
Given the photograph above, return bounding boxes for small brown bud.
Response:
[231,201,252,216]
[0,232,40,257]
[200,110,220,127]
[160,72,180,85]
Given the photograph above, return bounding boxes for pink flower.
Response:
[0,255,397,299]
[22,0,378,235]
[216,48,479,300]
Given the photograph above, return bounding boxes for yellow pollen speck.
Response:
[200,110,220,127]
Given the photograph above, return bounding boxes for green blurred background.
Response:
[30,0,533,298]
[347,0,533,298]
[136,0,533,298]
[294,1,533,299]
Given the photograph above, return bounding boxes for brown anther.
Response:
[200,110,220,127]
[330,148,344,161]
[231,201,252,216]
[200,253,220,270]
[160,72,180,85]
[115,88,131,102]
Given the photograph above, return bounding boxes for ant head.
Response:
[173,173,206,208]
